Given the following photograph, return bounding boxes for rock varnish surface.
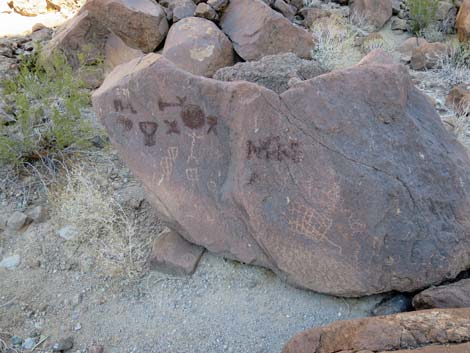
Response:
[92,53,470,297]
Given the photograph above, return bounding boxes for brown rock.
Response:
[382,343,470,353]
[413,279,470,309]
[358,48,396,65]
[350,0,393,30]
[163,17,233,77]
[299,7,332,28]
[446,83,470,115]
[207,0,229,11]
[81,0,169,52]
[395,37,428,63]
[104,33,144,72]
[273,0,297,21]
[149,230,205,275]
[410,42,448,70]
[283,309,470,353]
[161,0,196,22]
[41,10,110,69]
[457,0,470,42]
[194,2,218,20]
[92,54,470,296]
[220,0,314,60]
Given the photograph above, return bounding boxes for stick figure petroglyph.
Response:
[186,168,199,188]
[186,131,204,164]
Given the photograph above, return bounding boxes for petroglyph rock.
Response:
[92,53,470,296]
[163,17,233,77]
[283,308,470,353]
[219,0,314,61]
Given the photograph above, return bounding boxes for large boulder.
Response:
[104,33,144,72]
[92,53,470,297]
[220,0,314,61]
[42,10,110,68]
[413,279,470,309]
[283,308,470,353]
[350,0,393,30]
[457,0,470,42]
[81,0,169,52]
[162,17,233,77]
[213,53,324,94]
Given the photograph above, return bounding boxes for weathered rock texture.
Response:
[149,229,205,275]
[457,0,470,42]
[92,53,470,297]
[220,0,314,60]
[413,279,470,309]
[411,42,447,70]
[81,0,169,52]
[213,53,324,94]
[350,0,392,30]
[162,17,233,77]
[104,33,144,72]
[283,309,470,353]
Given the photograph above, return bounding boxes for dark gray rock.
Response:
[213,53,324,94]
[371,294,413,316]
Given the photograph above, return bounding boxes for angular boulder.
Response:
[395,37,428,63]
[457,0,470,42]
[411,42,447,70]
[160,0,196,22]
[92,53,470,297]
[104,33,144,72]
[42,10,110,68]
[350,0,393,30]
[149,229,205,275]
[220,0,314,61]
[81,0,169,52]
[413,279,470,309]
[213,53,324,94]
[283,309,470,353]
[162,17,233,77]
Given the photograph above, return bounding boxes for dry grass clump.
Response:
[435,41,470,87]
[454,106,470,148]
[310,15,362,71]
[50,164,151,278]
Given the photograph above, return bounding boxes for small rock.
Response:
[195,3,218,20]
[22,337,39,350]
[207,0,229,11]
[52,336,74,352]
[371,294,413,316]
[89,344,104,353]
[26,205,48,223]
[74,323,81,331]
[57,225,79,241]
[11,336,23,346]
[0,254,21,269]
[6,211,29,232]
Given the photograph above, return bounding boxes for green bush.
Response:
[407,0,440,35]
[0,48,97,167]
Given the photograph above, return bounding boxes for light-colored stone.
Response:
[0,255,21,269]
[163,17,233,77]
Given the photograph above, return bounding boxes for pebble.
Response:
[74,323,82,331]
[11,336,23,346]
[89,344,104,353]
[6,211,28,231]
[57,225,79,241]
[52,336,74,352]
[26,205,48,223]
[0,254,21,269]
[22,337,39,350]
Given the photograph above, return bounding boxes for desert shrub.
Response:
[361,33,393,54]
[407,0,439,35]
[50,165,151,278]
[436,41,470,86]
[0,47,98,168]
[454,106,470,148]
[310,16,361,71]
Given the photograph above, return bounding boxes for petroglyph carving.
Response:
[186,168,199,188]
[139,122,158,146]
[158,97,210,130]
[186,131,204,164]
[160,146,179,182]
[113,98,137,114]
[247,136,302,162]
[207,116,218,135]
[116,116,133,131]
[164,119,181,135]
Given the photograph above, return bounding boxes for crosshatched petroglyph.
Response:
[186,167,200,188]
[139,122,158,146]
[247,136,302,162]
